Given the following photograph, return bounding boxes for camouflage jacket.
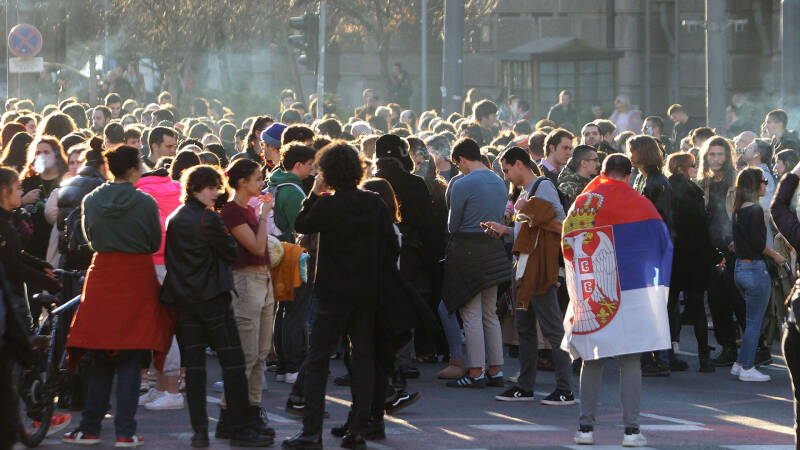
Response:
[557,166,592,206]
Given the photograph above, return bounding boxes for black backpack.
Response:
[60,206,92,262]
[530,176,572,215]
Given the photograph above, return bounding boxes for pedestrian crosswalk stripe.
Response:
[640,424,709,431]
[722,446,795,450]
[468,424,563,431]
[566,446,659,450]
[641,413,703,426]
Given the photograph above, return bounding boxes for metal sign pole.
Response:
[316,0,325,119]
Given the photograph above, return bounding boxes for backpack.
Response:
[265,182,305,239]
[529,176,571,216]
[60,205,92,261]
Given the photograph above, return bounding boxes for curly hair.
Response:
[315,141,364,191]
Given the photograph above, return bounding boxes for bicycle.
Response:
[15,268,84,447]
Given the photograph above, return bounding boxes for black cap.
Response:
[375,134,409,160]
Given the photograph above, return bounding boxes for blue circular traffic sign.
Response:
[8,24,42,57]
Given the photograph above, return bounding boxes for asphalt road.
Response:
[26,326,797,449]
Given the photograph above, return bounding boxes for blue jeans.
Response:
[734,259,771,369]
[79,351,144,438]
[438,300,464,359]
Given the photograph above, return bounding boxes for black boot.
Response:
[191,428,210,448]
[331,411,352,437]
[698,348,715,373]
[251,405,275,437]
[711,346,737,367]
[668,349,688,372]
[340,433,366,450]
[215,408,233,439]
[281,432,322,449]
[231,425,274,447]
[363,417,386,441]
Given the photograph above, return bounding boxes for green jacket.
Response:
[82,182,161,254]
[267,169,306,242]
[557,166,592,207]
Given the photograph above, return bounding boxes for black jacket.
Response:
[160,198,238,307]
[0,207,60,297]
[0,264,34,364]
[375,159,432,237]
[772,173,800,251]
[56,165,105,227]
[636,172,673,233]
[295,190,394,309]
[669,174,712,291]
[442,232,512,313]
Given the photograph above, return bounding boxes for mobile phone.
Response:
[480,222,490,229]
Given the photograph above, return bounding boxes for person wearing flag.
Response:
[561,154,673,447]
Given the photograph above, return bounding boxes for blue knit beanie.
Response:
[261,122,287,148]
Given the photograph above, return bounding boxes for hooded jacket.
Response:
[267,169,306,242]
[81,181,161,254]
[57,165,105,227]
[136,170,182,264]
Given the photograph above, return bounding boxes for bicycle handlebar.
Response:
[53,269,85,277]
[51,295,80,315]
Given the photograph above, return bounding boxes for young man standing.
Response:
[483,147,575,405]
[144,126,178,169]
[558,145,600,206]
[668,104,701,146]
[442,138,511,388]
[539,128,574,184]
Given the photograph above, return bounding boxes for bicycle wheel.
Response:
[15,356,55,447]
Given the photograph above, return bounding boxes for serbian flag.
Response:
[560,175,673,361]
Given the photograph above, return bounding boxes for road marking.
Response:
[761,364,788,372]
[715,414,794,436]
[326,394,422,432]
[365,442,393,450]
[440,427,476,441]
[723,446,796,450]
[675,350,698,356]
[641,413,703,426]
[206,396,293,424]
[485,411,534,424]
[566,446,659,450]
[469,424,563,432]
[640,424,709,431]
[758,393,793,403]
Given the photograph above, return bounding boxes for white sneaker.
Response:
[730,362,742,376]
[139,380,150,393]
[574,430,594,444]
[622,432,647,447]
[138,388,163,406]
[284,372,299,384]
[739,366,771,382]
[275,373,286,382]
[144,392,184,410]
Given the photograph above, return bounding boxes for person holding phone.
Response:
[219,158,276,437]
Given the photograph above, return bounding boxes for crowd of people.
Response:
[0,82,799,450]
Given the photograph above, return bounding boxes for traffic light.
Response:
[289,13,319,71]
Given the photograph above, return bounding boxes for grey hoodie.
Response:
[82,181,161,254]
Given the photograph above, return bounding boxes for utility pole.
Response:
[441,0,464,116]
[782,0,800,117]
[705,0,726,132]
[673,0,680,104]
[316,0,326,119]
[421,0,428,111]
[644,0,651,115]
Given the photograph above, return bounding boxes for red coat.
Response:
[67,252,176,371]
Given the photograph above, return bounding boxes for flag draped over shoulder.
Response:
[560,175,673,361]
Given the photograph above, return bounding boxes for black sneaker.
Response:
[668,351,689,372]
[755,348,773,366]
[641,360,670,377]
[334,374,351,386]
[385,391,421,415]
[285,398,305,417]
[540,389,576,405]
[446,373,487,388]
[711,347,737,367]
[495,386,534,402]
[487,371,505,387]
